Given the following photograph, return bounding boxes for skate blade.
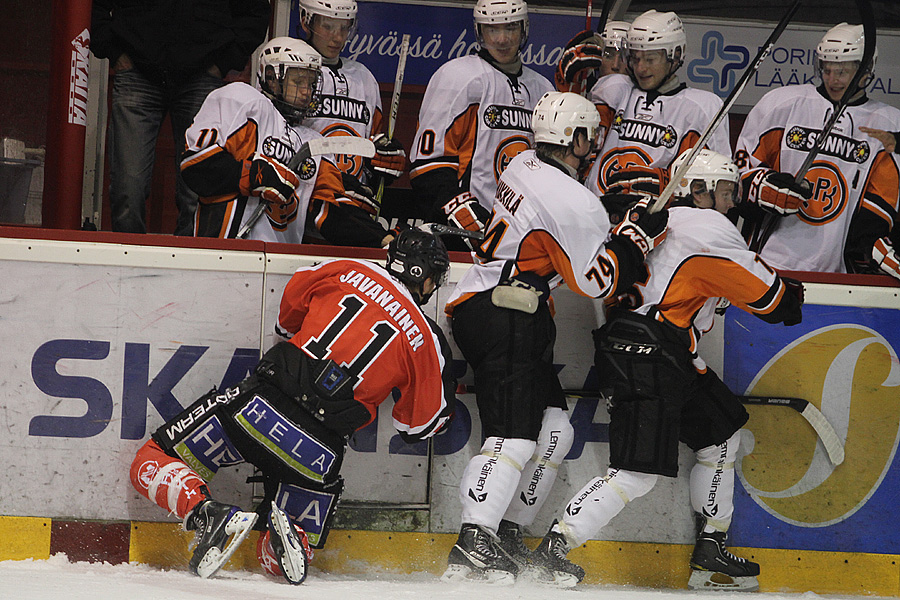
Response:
[440,564,515,586]
[688,569,759,592]
[269,502,308,585]
[196,511,258,579]
[527,565,579,588]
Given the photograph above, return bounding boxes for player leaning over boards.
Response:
[129,227,456,584]
[529,151,804,590]
[180,37,391,246]
[735,23,900,275]
[296,0,407,203]
[559,11,732,196]
[409,0,553,250]
[441,91,668,585]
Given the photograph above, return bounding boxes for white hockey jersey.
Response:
[735,84,900,272]
[182,82,348,243]
[446,150,630,313]
[410,53,553,213]
[584,74,731,196]
[304,59,384,181]
[628,205,787,369]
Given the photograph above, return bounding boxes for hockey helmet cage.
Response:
[386,228,451,304]
[474,0,529,50]
[625,10,686,69]
[815,23,876,80]
[601,20,631,52]
[298,0,358,41]
[258,37,323,125]
[671,148,742,206]
[532,91,601,147]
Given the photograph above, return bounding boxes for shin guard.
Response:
[459,437,536,531]
[690,431,739,532]
[130,439,208,519]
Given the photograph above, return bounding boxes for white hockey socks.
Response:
[459,436,536,531]
[690,431,740,533]
[559,468,658,547]
[502,408,574,527]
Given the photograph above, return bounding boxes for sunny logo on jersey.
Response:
[723,304,900,554]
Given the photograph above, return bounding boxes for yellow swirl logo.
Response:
[737,324,900,527]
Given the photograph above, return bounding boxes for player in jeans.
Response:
[530,151,804,590]
[129,227,456,584]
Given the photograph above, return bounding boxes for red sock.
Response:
[130,439,208,519]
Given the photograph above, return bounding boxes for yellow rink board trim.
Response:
[3,516,897,596]
[0,516,52,561]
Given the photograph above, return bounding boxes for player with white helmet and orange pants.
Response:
[409,0,553,250]
[296,0,406,204]
[530,150,804,590]
[442,91,668,584]
[735,23,900,277]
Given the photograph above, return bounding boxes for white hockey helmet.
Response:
[625,10,686,69]
[601,20,631,52]
[474,0,529,50]
[671,148,742,207]
[532,91,601,147]
[257,37,323,124]
[298,0,358,39]
[815,23,877,81]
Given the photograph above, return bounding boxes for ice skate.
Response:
[185,500,258,579]
[267,502,312,585]
[530,521,585,588]
[497,519,532,571]
[441,523,518,585]
[689,530,760,592]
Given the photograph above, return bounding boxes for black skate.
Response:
[267,502,311,585]
[497,520,532,571]
[441,523,519,585]
[689,530,760,592]
[531,521,585,588]
[185,500,258,579]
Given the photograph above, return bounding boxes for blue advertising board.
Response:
[723,303,900,554]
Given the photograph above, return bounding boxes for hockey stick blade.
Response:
[740,396,844,465]
[426,222,485,241]
[238,137,376,239]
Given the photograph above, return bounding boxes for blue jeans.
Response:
[107,69,223,235]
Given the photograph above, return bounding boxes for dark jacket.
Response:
[90,0,270,86]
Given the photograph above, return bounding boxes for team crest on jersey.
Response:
[296,157,317,181]
[612,109,678,148]
[785,126,870,164]
[311,95,371,125]
[493,136,530,183]
[483,105,533,132]
[596,147,654,191]
[797,162,849,225]
[262,136,296,164]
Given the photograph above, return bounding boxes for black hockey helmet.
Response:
[386,227,450,304]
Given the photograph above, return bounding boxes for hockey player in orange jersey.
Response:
[180,37,391,246]
[409,0,554,249]
[441,91,668,584]
[531,151,804,590]
[129,227,455,584]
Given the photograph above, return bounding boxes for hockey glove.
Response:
[746,169,811,215]
[368,133,407,185]
[606,166,671,200]
[599,192,644,225]
[555,30,604,93]
[341,171,380,216]
[780,276,805,326]
[872,237,900,281]
[612,197,669,259]
[240,154,300,206]
[442,192,491,251]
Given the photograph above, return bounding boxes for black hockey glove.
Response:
[555,30,604,93]
[341,171,380,216]
[239,154,300,205]
[368,133,407,185]
[872,237,900,281]
[745,169,811,216]
[612,197,668,259]
[606,166,671,201]
[442,191,490,250]
[780,276,804,326]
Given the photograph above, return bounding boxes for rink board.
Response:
[1,231,899,594]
